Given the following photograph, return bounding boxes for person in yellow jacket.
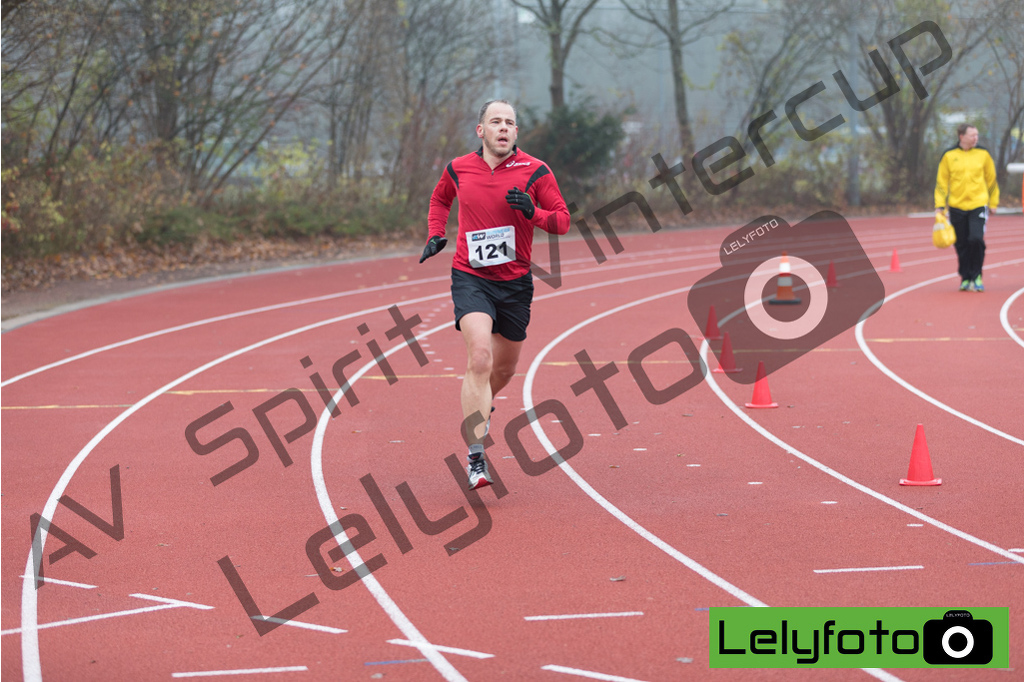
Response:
[935,123,999,292]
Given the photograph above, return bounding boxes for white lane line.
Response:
[541,664,649,682]
[700,334,1024,569]
[1,275,455,387]
[999,286,1024,349]
[387,639,494,659]
[4,593,213,636]
[4,225,968,387]
[522,282,769,610]
[19,292,451,682]
[251,617,345,634]
[854,262,1024,446]
[301,257,807,679]
[305,256,867,682]
[3,243,719,386]
[522,253,1024,682]
[130,594,214,609]
[309,319,470,682]
[524,611,644,621]
[17,255,751,682]
[814,565,924,574]
[702,325,1024,566]
[17,233,1013,678]
[171,667,307,678]
[18,576,95,589]
[4,604,178,635]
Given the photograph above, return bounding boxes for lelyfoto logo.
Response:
[687,211,885,384]
[710,607,1009,668]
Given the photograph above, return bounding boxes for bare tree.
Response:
[3,0,369,203]
[384,0,499,204]
[620,0,735,157]
[314,1,394,186]
[2,0,138,188]
[1,0,32,21]
[850,0,1003,200]
[979,1,1024,187]
[116,0,368,201]
[509,0,600,110]
[722,0,845,147]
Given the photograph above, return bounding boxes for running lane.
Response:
[3,215,1021,681]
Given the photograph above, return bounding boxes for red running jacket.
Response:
[428,146,571,281]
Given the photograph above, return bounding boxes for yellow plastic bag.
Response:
[933,213,956,249]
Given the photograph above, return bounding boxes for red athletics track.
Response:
[2,214,1022,682]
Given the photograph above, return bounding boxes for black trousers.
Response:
[948,206,988,280]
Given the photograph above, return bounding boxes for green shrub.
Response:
[1,141,178,257]
[520,100,626,199]
[138,206,240,246]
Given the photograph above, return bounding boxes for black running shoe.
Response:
[467,453,493,490]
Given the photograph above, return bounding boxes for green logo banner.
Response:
[710,607,1009,668]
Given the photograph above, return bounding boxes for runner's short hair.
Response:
[478,99,517,125]
[957,122,976,138]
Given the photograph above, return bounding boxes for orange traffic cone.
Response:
[826,260,839,288]
[899,424,941,486]
[890,249,902,273]
[705,306,722,341]
[769,251,802,305]
[745,361,778,408]
[712,331,741,374]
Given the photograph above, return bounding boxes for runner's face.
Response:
[959,126,978,150]
[477,103,517,159]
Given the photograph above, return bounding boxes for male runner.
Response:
[935,123,999,291]
[420,99,571,488]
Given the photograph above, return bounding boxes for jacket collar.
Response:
[476,145,518,158]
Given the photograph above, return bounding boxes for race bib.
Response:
[466,225,515,268]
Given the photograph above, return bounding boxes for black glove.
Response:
[506,186,535,220]
[419,235,447,263]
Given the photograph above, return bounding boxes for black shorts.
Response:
[451,268,534,342]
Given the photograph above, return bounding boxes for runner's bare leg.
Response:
[490,333,523,397]
[460,312,496,445]
[460,312,523,445]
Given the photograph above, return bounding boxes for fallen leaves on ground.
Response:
[2,234,415,293]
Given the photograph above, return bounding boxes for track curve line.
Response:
[299,249,931,681]
[3,224,978,388]
[697,334,1024,568]
[17,259,769,682]
[518,258,1024,678]
[519,290,911,682]
[308,318,467,682]
[0,274,452,388]
[521,265,1024,567]
[15,225,1019,679]
[2,243,728,388]
[1000,286,1024,349]
[18,292,452,682]
[854,259,1024,447]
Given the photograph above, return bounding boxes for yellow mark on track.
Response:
[2,404,133,410]
[866,337,1013,343]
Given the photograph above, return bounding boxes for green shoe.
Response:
[959,279,971,291]
[973,275,984,292]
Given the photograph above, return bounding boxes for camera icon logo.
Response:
[687,211,885,383]
[923,610,993,665]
